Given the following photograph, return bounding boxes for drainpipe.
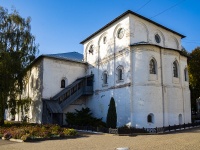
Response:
[113,37,116,97]
[130,47,134,127]
[97,44,100,91]
[160,48,165,127]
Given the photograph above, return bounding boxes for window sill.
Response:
[148,74,158,81]
[172,77,180,84]
[102,84,108,87]
[116,79,124,83]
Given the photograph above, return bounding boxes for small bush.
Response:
[21,134,31,141]
[0,124,77,141]
[50,125,61,135]
[66,107,106,127]
[63,128,77,136]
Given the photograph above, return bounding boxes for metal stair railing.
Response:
[53,79,83,101]
[60,87,84,110]
[51,75,94,110]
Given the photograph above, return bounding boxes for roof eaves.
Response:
[80,10,185,44]
[42,55,86,64]
[27,54,86,70]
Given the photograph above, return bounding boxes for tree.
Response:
[188,47,200,111]
[106,97,117,128]
[181,47,190,57]
[65,107,106,127]
[0,6,38,125]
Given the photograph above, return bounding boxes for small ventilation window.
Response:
[147,113,154,123]
[89,45,94,55]
[117,28,125,39]
[155,34,161,43]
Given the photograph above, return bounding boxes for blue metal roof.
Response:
[45,52,83,62]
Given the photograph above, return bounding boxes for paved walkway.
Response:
[1,128,200,150]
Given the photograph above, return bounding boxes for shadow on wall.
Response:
[28,61,43,123]
[86,42,132,127]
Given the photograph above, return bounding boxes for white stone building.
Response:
[6,10,191,128]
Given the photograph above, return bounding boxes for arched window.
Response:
[117,65,124,81]
[103,71,108,84]
[173,61,178,78]
[149,58,156,74]
[118,69,123,80]
[147,113,154,123]
[184,68,188,81]
[61,79,65,88]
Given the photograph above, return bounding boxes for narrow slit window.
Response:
[173,61,178,78]
[149,59,156,74]
[103,72,108,84]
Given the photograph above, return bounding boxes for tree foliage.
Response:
[106,97,117,128]
[188,47,200,111]
[65,107,106,127]
[0,6,38,125]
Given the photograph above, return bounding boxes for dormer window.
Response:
[89,45,94,55]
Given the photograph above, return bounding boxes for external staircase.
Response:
[42,75,94,125]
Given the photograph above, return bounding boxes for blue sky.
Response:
[0,0,200,55]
